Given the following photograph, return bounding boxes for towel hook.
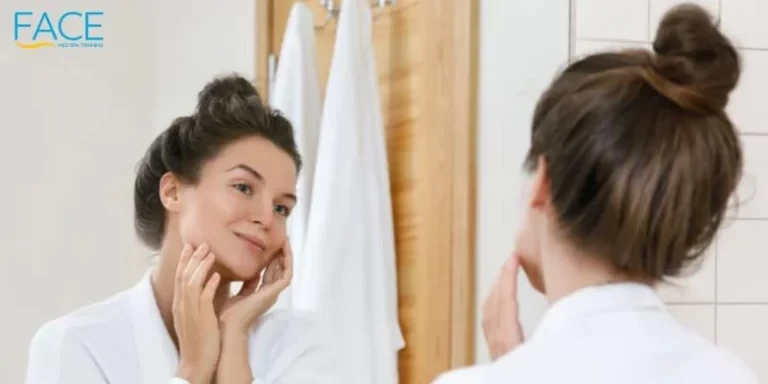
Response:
[314,0,397,30]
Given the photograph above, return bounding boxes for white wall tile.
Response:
[575,0,650,42]
[657,247,716,303]
[716,220,768,302]
[728,50,768,134]
[666,304,716,342]
[649,0,719,41]
[721,0,768,49]
[717,305,768,382]
[572,39,650,58]
[728,135,768,219]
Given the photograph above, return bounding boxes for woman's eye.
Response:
[274,204,291,217]
[233,183,252,195]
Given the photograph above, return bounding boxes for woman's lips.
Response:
[236,233,266,254]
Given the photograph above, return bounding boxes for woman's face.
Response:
[175,136,297,281]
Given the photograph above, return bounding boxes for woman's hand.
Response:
[173,243,222,384]
[482,252,525,360]
[219,240,293,334]
[215,240,293,384]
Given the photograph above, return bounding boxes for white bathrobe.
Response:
[24,270,343,384]
[433,282,759,384]
[299,0,404,382]
[268,2,322,311]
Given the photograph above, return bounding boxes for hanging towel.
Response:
[268,3,322,311]
[300,0,405,382]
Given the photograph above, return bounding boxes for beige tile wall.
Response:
[573,0,768,381]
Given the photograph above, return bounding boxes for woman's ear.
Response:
[159,172,182,213]
[528,156,550,209]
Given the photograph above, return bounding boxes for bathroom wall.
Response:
[0,0,256,382]
[0,1,154,382]
[151,0,256,134]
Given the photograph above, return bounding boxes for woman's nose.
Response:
[251,193,274,228]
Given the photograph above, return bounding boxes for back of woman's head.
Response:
[524,3,743,281]
[134,74,301,249]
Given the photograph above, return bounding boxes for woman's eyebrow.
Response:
[227,164,263,181]
[281,193,297,203]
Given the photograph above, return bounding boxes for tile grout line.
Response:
[715,22,721,336]
[577,37,649,45]
[576,36,768,52]
[718,0,723,26]
[714,236,719,342]
[568,0,576,63]
[647,0,652,42]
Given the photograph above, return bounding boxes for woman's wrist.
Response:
[217,329,253,383]
[176,362,213,384]
[221,321,250,342]
[219,311,254,336]
[220,327,250,367]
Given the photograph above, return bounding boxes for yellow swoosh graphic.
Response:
[16,41,55,49]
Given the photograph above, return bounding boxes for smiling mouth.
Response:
[236,233,266,254]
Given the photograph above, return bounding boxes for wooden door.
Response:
[255,1,478,382]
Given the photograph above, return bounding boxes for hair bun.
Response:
[195,73,265,123]
[652,3,741,110]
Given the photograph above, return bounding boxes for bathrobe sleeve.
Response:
[25,323,109,384]
[25,323,183,384]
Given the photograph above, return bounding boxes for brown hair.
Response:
[524,3,743,281]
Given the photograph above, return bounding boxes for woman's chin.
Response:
[520,257,546,294]
[214,258,263,282]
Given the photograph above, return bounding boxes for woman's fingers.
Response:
[191,253,216,295]
[281,241,294,283]
[174,244,223,383]
[484,266,502,318]
[482,278,499,341]
[181,244,210,313]
[500,253,521,309]
[500,254,522,346]
[260,259,290,297]
[183,244,209,285]
[264,241,293,288]
[176,244,194,286]
[239,275,262,297]
[255,277,286,305]
[260,259,277,287]
[201,272,221,314]
[192,252,215,285]
[189,253,215,314]
[483,252,526,359]
[173,244,194,312]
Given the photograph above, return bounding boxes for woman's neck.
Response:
[150,239,232,348]
[541,238,632,304]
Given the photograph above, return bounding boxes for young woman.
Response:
[25,75,343,383]
[436,4,758,384]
